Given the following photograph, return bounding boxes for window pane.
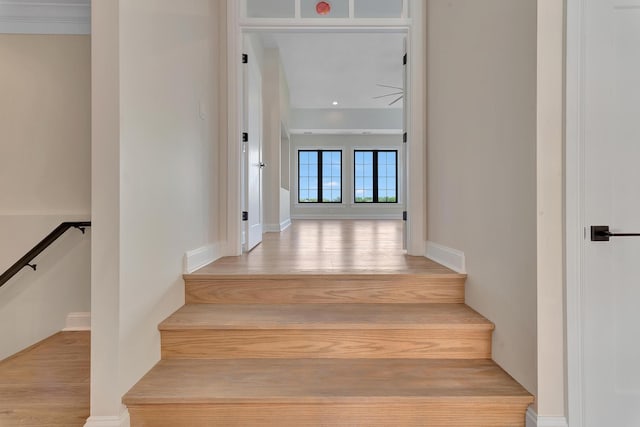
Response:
[247,0,295,18]
[377,151,397,203]
[299,151,318,203]
[354,0,403,18]
[355,151,373,202]
[364,151,373,165]
[321,150,341,202]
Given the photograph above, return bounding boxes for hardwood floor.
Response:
[0,331,90,426]
[125,358,533,403]
[124,220,534,425]
[192,219,452,275]
[126,359,532,426]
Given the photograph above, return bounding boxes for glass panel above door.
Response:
[242,0,409,22]
[354,0,403,18]
[301,0,349,19]
[247,0,295,18]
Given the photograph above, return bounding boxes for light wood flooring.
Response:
[194,219,452,275]
[0,331,90,426]
[124,220,534,426]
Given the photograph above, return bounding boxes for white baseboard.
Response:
[184,241,227,274]
[280,218,292,231]
[84,408,130,427]
[63,312,91,331]
[264,218,292,233]
[425,241,466,274]
[526,407,568,427]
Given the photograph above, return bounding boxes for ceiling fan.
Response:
[374,84,404,106]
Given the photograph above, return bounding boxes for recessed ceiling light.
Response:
[332,101,339,106]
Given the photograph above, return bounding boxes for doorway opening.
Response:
[242,30,408,254]
[226,0,427,258]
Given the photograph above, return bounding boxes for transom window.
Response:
[354,150,398,203]
[245,0,408,20]
[298,150,342,203]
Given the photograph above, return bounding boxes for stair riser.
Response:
[185,276,465,304]
[161,329,492,359]
[128,401,530,427]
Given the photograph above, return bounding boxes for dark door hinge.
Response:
[242,53,248,64]
[403,54,407,65]
[242,132,248,142]
[403,132,408,143]
[403,211,407,221]
[242,211,248,221]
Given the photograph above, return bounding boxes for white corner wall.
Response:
[118,0,222,394]
[90,0,224,422]
[262,47,292,232]
[426,0,538,396]
[0,35,91,361]
[536,0,566,419]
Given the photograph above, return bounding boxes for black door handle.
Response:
[591,225,640,242]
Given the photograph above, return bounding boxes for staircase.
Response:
[124,271,533,426]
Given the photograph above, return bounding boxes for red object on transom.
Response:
[316,1,331,15]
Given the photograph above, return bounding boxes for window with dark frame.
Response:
[354,150,398,203]
[298,150,342,203]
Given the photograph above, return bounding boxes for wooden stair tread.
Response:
[185,272,467,280]
[188,253,462,276]
[160,303,494,331]
[124,358,533,405]
[184,274,466,304]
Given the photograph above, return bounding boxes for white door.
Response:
[582,1,640,425]
[244,39,263,252]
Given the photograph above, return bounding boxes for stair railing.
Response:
[0,221,91,288]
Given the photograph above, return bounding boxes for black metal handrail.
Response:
[0,221,91,288]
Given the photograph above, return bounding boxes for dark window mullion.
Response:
[394,151,398,203]
[317,150,323,203]
[372,150,379,203]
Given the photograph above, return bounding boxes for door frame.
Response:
[242,35,264,252]
[566,0,587,424]
[224,0,427,256]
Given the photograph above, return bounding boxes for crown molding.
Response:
[0,0,90,35]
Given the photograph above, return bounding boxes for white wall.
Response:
[426,0,538,396]
[536,0,565,418]
[89,0,224,422]
[90,0,123,419]
[291,134,404,219]
[291,108,403,132]
[0,35,91,360]
[262,47,292,232]
[118,0,222,394]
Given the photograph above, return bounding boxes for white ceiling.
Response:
[260,32,405,110]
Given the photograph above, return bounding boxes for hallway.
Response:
[195,220,453,275]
